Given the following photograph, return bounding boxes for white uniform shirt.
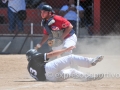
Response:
[2,0,26,12]
[60,5,84,21]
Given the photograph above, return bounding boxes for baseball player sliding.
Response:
[35,5,78,69]
[26,46,104,82]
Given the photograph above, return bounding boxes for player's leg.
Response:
[8,8,16,33]
[16,15,24,33]
[56,68,103,82]
[45,54,104,72]
[63,34,77,55]
[52,34,77,55]
[45,68,85,82]
[63,34,78,69]
[51,34,77,59]
[45,54,104,81]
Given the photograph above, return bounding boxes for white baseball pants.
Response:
[45,54,94,82]
[52,34,78,69]
[52,34,77,55]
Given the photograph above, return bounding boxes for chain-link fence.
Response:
[0,0,120,36]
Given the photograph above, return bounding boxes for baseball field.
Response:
[0,37,120,90]
[0,54,120,90]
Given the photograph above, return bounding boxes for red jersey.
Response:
[43,15,75,38]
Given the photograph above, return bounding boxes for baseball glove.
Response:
[47,39,54,47]
[47,39,63,47]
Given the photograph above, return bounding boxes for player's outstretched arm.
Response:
[46,46,75,58]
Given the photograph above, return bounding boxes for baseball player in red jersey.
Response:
[35,5,78,69]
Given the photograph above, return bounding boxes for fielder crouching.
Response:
[35,4,78,69]
[26,46,104,82]
[35,5,77,53]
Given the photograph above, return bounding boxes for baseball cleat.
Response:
[85,74,104,81]
[91,55,104,66]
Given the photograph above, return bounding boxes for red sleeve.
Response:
[61,17,70,28]
[43,29,49,35]
[53,15,70,29]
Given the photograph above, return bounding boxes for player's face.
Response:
[40,10,49,19]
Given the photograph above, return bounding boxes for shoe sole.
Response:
[90,74,104,81]
[91,55,104,66]
[95,55,104,63]
[82,74,104,82]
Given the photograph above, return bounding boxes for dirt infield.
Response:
[0,54,120,90]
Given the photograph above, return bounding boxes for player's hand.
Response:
[35,44,41,50]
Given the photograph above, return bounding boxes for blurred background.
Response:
[0,0,120,54]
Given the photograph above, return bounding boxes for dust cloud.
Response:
[74,36,120,55]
